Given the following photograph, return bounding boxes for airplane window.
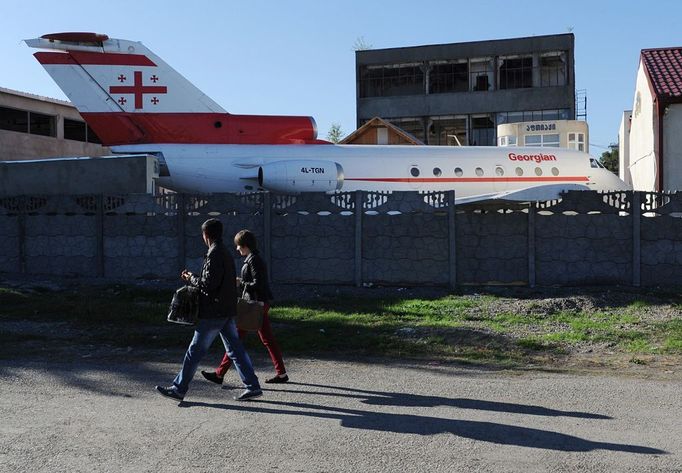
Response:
[515,167,523,176]
[495,166,504,176]
[410,167,420,177]
[455,167,463,177]
[590,158,599,168]
[551,167,559,176]
[475,167,484,176]
[433,167,442,177]
[535,167,543,176]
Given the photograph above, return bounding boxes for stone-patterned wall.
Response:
[456,211,528,285]
[535,192,632,286]
[363,213,449,285]
[361,192,449,285]
[2,190,682,287]
[26,215,97,276]
[271,193,355,284]
[102,195,178,279]
[536,214,631,285]
[640,193,682,286]
[0,198,20,272]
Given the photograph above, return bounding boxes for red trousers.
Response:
[215,304,286,377]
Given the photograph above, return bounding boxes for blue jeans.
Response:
[172,317,260,396]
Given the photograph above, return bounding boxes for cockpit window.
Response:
[590,158,605,169]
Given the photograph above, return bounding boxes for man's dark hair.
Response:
[201,218,223,241]
[234,229,257,250]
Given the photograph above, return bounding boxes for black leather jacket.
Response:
[189,240,237,319]
[239,250,274,303]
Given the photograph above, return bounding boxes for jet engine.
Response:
[258,160,344,192]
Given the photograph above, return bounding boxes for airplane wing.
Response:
[455,183,590,205]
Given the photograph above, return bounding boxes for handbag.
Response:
[167,285,199,326]
[235,287,264,331]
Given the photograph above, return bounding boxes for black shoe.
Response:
[265,374,289,384]
[234,389,263,401]
[201,370,224,385]
[155,385,184,401]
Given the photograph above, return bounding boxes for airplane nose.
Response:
[602,170,631,191]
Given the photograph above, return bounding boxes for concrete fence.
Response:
[1,190,681,287]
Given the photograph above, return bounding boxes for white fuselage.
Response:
[114,143,629,198]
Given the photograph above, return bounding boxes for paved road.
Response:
[0,357,680,472]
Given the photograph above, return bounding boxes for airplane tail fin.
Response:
[25,33,320,146]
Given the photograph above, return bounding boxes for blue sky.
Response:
[2,0,681,154]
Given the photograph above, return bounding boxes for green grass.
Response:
[1,285,681,366]
[659,319,682,353]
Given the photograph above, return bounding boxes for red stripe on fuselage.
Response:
[34,51,156,66]
[345,177,590,183]
[80,112,321,145]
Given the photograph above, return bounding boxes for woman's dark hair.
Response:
[201,218,223,241]
[234,229,257,250]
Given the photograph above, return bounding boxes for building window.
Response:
[470,115,495,146]
[28,112,56,137]
[427,116,467,146]
[429,61,468,94]
[470,58,493,91]
[540,52,567,87]
[524,133,560,147]
[0,106,56,137]
[86,125,102,144]
[0,106,28,133]
[499,55,533,89]
[64,119,87,142]
[496,109,571,125]
[498,135,517,146]
[359,63,424,98]
[63,119,102,144]
[568,132,585,151]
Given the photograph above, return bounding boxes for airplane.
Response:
[24,32,630,203]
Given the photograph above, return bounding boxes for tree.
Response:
[353,36,373,51]
[599,146,619,174]
[327,123,344,143]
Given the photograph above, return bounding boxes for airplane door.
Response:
[493,165,508,192]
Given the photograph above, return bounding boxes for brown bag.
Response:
[235,288,264,331]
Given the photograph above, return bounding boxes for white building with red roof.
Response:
[622,47,682,191]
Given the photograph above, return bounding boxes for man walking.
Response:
[155,218,262,402]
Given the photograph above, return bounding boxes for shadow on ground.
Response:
[180,381,663,455]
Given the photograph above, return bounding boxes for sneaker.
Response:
[234,389,263,401]
[155,385,184,401]
[201,370,224,385]
[265,374,289,384]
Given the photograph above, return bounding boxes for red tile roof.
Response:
[641,48,682,101]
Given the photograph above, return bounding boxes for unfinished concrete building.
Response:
[355,34,575,147]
